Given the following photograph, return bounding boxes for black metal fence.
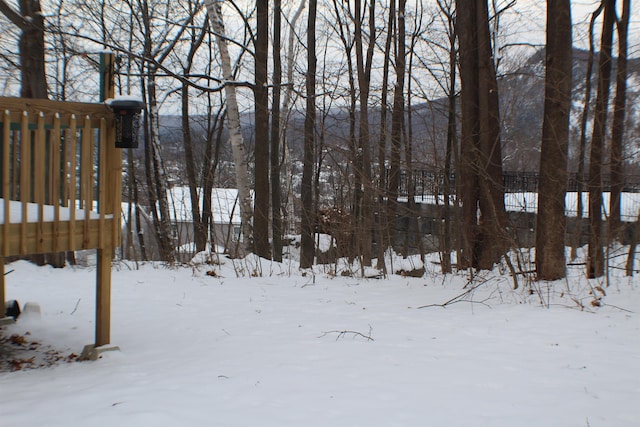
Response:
[399,170,640,199]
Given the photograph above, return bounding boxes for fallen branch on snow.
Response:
[319,325,374,341]
[415,282,492,309]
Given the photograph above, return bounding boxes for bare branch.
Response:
[0,0,29,29]
[319,325,374,341]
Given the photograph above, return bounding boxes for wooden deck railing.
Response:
[0,96,122,347]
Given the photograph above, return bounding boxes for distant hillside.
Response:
[151,48,640,185]
[499,47,640,172]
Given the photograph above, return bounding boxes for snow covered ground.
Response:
[0,248,639,427]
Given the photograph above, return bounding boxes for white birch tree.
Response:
[204,0,254,254]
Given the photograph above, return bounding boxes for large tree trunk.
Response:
[536,0,572,280]
[300,0,317,269]
[588,0,616,279]
[457,0,481,269]
[204,0,254,255]
[456,0,507,270]
[608,0,630,239]
[254,0,271,259]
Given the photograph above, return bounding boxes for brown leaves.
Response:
[9,334,27,345]
[1,332,79,372]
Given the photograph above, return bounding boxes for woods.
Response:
[0,0,637,278]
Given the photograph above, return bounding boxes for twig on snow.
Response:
[601,303,634,313]
[415,281,491,309]
[70,298,81,315]
[319,325,374,341]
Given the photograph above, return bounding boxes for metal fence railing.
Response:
[399,170,640,199]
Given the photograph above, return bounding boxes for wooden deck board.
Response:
[0,219,115,257]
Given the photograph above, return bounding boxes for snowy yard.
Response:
[0,250,639,427]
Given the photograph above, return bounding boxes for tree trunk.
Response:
[625,209,640,276]
[376,0,394,270]
[181,17,209,255]
[571,4,603,261]
[456,0,507,270]
[280,1,305,242]
[608,0,630,239]
[536,0,572,281]
[406,8,425,263]
[204,0,254,255]
[436,0,457,274]
[476,0,508,270]
[456,0,481,269]
[300,0,317,269]
[353,0,376,268]
[147,74,176,262]
[389,0,404,255]
[588,0,616,279]
[182,85,207,254]
[331,0,358,260]
[270,0,283,262]
[254,0,271,259]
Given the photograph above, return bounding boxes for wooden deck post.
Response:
[95,247,112,346]
[94,51,116,348]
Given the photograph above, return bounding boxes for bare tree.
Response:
[571,4,603,260]
[279,1,305,242]
[388,0,406,255]
[137,0,201,262]
[608,0,631,239]
[588,0,616,279]
[300,0,317,268]
[456,0,508,269]
[180,2,209,254]
[436,0,457,273]
[330,0,357,259]
[376,0,395,270]
[352,0,376,267]
[535,0,572,280]
[254,0,271,259]
[204,0,254,255]
[270,0,283,262]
